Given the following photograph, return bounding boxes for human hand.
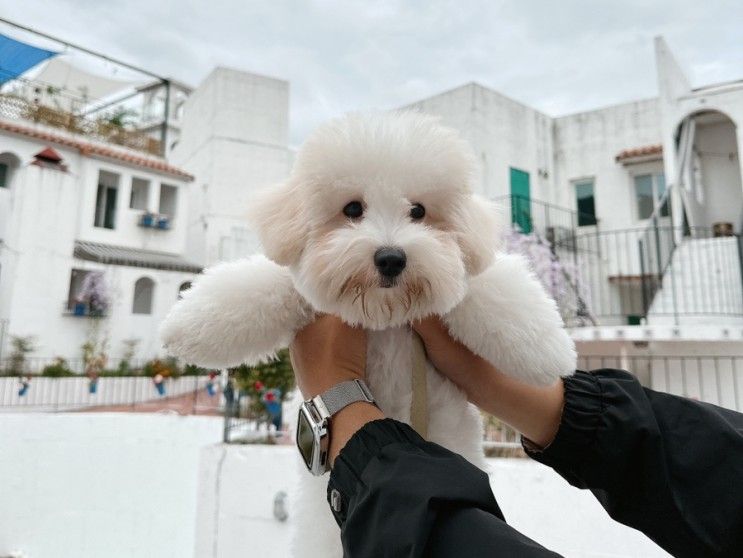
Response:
[413,316,564,448]
[290,314,382,464]
[290,314,367,399]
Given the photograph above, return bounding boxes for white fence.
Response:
[0,375,210,411]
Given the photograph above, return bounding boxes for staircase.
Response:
[647,236,743,325]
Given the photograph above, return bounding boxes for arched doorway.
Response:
[674,110,741,232]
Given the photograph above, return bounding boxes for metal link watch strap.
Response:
[316,379,376,417]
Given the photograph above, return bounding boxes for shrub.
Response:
[41,357,75,377]
[232,348,295,415]
[183,363,207,376]
[142,357,181,378]
[7,335,36,376]
[117,338,140,375]
[96,369,123,377]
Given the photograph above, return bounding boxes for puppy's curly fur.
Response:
[161,112,576,557]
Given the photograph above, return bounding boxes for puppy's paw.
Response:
[159,255,314,368]
[443,253,576,385]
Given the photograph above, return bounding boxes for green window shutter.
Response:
[509,167,531,233]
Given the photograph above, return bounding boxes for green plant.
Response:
[41,357,75,377]
[232,348,295,414]
[183,363,207,376]
[142,357,181,378]
[118,338,140,375]
[82,339,107,377]
[105,107,138,129]
[7,335,35,376]
[97,369,125,377]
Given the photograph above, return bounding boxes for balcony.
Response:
[494,195,743,328]
[62,300,108,318]
[138,212,171,230]
[564,226,743,327]
[0,81,162,156]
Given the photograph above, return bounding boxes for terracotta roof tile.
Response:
[0,120,194,181]
[615,144,663,163]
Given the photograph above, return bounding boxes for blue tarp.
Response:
[0,33,57,85]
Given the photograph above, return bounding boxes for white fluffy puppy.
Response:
[161,111,576,557]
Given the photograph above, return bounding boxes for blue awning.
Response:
[0,33,57,85]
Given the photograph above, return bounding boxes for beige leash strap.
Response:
[410,332,428,438]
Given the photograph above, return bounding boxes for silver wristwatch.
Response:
[296,379,376,476]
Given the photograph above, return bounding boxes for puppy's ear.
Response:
[247,180,307,266]
[453,195,503,276]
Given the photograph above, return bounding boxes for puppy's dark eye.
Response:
[343,201,364,219]
[410,203,425,220]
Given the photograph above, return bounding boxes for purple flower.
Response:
[77,271,110,314]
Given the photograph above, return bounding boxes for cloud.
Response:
[1,0,742,145]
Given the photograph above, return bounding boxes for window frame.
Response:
[158,183,178,218]
[0,162,8,188]
[129,176,150,211]
[633,170,668,222]
[93,169,121,230]
[573,177,598,227]
[132,277,155,315]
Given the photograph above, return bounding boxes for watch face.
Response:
[297,408,315,469]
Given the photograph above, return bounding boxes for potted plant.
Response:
[140,212,155,227]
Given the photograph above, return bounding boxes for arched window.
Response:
[132,277,155,314]
[0,152,21,189]
[178,281,192,300]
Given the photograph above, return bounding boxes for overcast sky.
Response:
[1,1,742,145]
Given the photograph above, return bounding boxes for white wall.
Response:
[3,250,194,361]
[553,98,663,230]
[0,130,197,361]
[0,413,223,558]
[194,444,669,558]
[694,119,742,230]
[76,160,191,256]
[0,413,672,558]
[172,68,292,267]
[402,83,555,202]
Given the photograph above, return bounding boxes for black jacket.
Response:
[327,369,743,557]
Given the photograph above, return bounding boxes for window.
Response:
[66,269,109,316]
[130,177,150,210]
[94,170,120,229]
[574,179,597,226]
[634,172,668,220]
[0,152,21,188]
[159,184,177,217]
[132,277,155,314]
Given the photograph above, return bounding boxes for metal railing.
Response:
[578,355,743,412]
[494,194,596,239]
[568,226,743,325]
[222,383,285,444]
[0,369,219,414]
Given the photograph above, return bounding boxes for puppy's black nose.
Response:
[374,247,407,278]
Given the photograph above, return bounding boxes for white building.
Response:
[170,67,292,267]
[0,117,198,364]
[403,38,743,410]
[0,60,289,366]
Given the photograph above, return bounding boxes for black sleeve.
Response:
[328,418,563,558]
[525,369,743,558]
